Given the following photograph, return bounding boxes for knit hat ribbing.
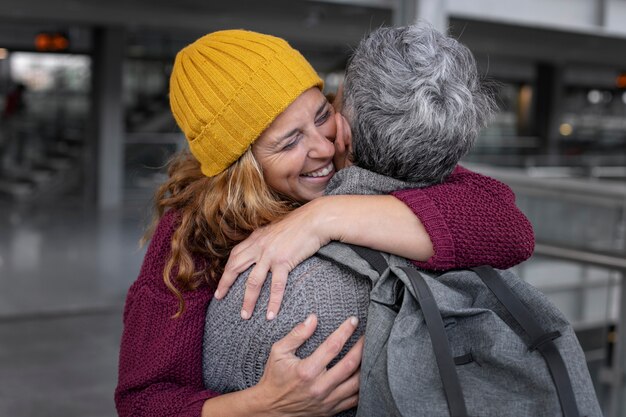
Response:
[169,29,324,177]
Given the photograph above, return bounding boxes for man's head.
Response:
[342,23,497,184]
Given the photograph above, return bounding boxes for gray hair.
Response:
[342,23,498,184]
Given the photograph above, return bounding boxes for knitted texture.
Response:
[169,29,323,176]
[115,169,535,416]
[200,169,410,416]
[392,166,535,270]
[203,259,370,394]
[199,169,416,389]
[201,165,535,416]
[115,210,219,417]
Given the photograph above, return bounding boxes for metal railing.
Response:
[533,243,626,417]
[465,162,626,416]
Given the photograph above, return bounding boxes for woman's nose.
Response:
[307,129,335,159]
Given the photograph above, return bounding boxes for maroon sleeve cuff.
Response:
[391,188,457,271]
[185,390,222,416]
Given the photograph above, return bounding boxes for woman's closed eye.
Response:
[282,133,302,151]
[315,109,332,126]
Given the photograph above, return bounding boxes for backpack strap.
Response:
[347,244,389,275]
[348,245,469,417]
[401,265,469,417]
[472,265,581,417]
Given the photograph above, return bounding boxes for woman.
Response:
[116,29,534,417]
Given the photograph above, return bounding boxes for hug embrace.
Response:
[115,23,551,416]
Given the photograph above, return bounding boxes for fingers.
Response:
[316,337,362,415]
[301,316,359,376]
[215,264,244,300]
[341,114,352,154]
[240,261,271,319]
[333,113,347,170]
[333,83,344,113]
[266,265,290,320]
[328,370,360,414]
[318,337,363,414]
[334,369,360,399]
[334,113,346,152]
[265,316,360,416]
[271,314,318,355]
[215,241,258,300]
[323,336,363,387]
[332,393,359,415]
[340,114,353,168]
[333,112,353,171]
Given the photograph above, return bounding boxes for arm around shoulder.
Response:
[392,166,535,270]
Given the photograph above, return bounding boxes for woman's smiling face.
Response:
[252,88,337,203]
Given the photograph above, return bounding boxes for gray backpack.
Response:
[318,243,602,417]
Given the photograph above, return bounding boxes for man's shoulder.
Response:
[232,254,347,288]
[289,251,350,278]
[316,242,382,281]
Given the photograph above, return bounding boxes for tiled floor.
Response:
[0,197,147,416]
[0,312,122,417]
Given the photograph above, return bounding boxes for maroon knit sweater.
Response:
[115,166,535,417]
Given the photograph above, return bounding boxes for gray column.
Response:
[394,0,449,34]
[595,0,607,27]
[88,26,125,210]
[534,63,564,158]
[0,54,10,93]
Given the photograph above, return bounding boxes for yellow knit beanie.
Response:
[169,29,324,177]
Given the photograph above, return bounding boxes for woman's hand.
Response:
[201,315,363,417]
[255,314,362,416]
[331,84,352,170]
[215,199,330,320]
[333,112,352,171]
[215,112,353,321]
[215,194,433,321]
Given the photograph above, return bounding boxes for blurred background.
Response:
[0,0,625,416]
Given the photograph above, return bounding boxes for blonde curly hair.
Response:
[144,150,294,317]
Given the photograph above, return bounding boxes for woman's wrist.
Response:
[201,384,273,417]
[308,194,434,261]
[303,196,343,245]
[246,383,276,416]
[308,195,376,246]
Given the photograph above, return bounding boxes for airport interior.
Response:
[1,0,626,415]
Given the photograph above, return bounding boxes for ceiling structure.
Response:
[1,0,626,76]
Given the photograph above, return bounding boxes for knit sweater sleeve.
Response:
[391,165,535,270]
[115,210,220,417]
